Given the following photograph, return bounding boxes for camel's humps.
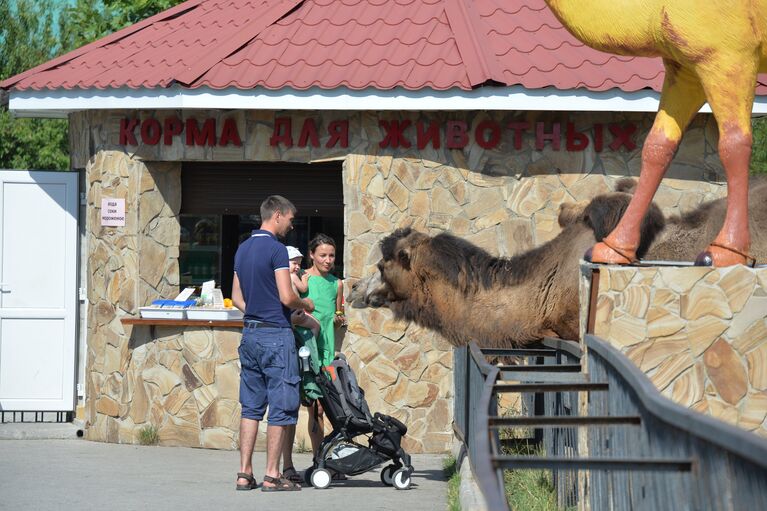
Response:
[348,178,766,347]
[644,179,767,263]
[562,178,767,263]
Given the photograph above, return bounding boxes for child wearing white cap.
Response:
[286,246,320,338]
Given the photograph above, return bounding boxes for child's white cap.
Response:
[286,246,303,260]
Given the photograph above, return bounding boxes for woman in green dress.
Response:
[300,234,346,463]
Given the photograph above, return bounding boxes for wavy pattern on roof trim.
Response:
[8,0,762,96]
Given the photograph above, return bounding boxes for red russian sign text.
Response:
[119,117,242,147]
[119,116,637,153]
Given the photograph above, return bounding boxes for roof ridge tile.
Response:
[442,0,505,86]
[175,0,304,86]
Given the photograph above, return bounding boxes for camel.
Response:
[348,178,767,347]
[542,0,767,267]
[347,184,665,347]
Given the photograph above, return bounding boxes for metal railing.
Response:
[454,335,767,510]
[453,342,509,511]
[0,411,73,423]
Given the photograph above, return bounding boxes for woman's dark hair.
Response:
[308,233,336,254]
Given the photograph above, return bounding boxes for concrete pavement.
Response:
[0,437,448,511]
[0,419,83,440]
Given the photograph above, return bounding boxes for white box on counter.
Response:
[185,308,243,321]
[139,307,187,320]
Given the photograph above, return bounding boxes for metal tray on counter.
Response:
[185,308,243,321]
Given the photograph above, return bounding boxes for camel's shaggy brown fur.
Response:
[645,178,767,263]
[348,177,766,348]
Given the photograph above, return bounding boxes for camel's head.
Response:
[347,227,430,308]
[348,271,386,308]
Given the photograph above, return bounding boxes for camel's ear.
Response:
[615,178,637,194]
[380,227,412,261]
[395,230,430,270]
[558,200,589,227]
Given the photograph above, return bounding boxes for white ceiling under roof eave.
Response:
[7,85,767,118]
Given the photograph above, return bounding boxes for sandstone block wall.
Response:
[74,109,726,452]
[84,152,184,442]
[583,266,767,438]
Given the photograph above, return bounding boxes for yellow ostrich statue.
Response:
[544,0,767,266]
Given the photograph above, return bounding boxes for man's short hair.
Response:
[260,195,297,220]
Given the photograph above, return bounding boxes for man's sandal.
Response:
[282,466,303,484]
[261,474,302,492]
[236,472,258,491]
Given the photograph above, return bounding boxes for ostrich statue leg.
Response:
[693,54,759,267]
[587,61,705,264]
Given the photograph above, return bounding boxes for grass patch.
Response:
[443,455,461,511]
[503,442,559,511]
[498,401,562,510]
[137,424,159,445]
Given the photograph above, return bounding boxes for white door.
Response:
[0,170,78,411]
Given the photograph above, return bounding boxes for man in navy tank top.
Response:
[232,195,314,492]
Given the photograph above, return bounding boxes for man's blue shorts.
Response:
[238,325,300,426]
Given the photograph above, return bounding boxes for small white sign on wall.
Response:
[101,198,125,227]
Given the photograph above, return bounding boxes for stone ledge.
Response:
[581,264,767,437]
[459,455,489,511]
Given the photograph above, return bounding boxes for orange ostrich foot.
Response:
[694,242,756,267]
[584,240,637,265]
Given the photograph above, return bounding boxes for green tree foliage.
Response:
[104,0,182,26]
[752,116,767,174]
[59,1,182,50]
[59,1,117,51]
[0,109,69,170]
[0,0,69,169]
[0,0,58,80]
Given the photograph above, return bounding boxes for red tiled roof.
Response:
[2,0,766,95]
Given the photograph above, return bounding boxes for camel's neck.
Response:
[417,277,551,346]
[545,0,658,56]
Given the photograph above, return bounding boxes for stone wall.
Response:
[584,266,767,438]
[84,152,183,442]
[73,109,727,452]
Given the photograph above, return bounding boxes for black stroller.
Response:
[302,354,414,490]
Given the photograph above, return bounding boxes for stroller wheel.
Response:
[380,464,397,486]
[310,468,332,489]
[392,468,411,490]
